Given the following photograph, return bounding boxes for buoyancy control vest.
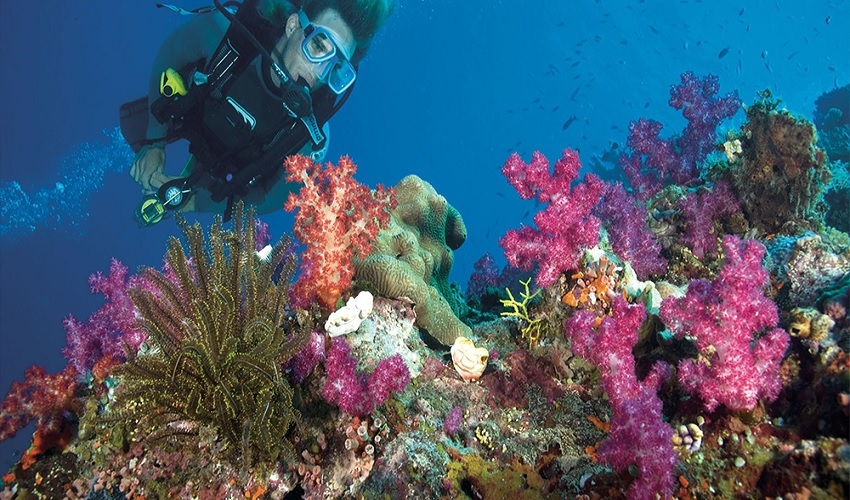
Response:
[149,0,353,208]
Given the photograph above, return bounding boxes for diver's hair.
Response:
[302,0,395,63]
[256,0,298,27]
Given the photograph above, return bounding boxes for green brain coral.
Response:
[355,175,471,345]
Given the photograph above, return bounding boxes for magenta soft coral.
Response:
[566,297,677,500]
[499,149,605,288]
[321,338,410,416]
[659,235,790,411]
[62,258,147,374]
[284,155,395,310]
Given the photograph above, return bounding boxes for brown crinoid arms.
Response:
[110,202,309,465]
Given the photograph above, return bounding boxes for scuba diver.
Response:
[120,0,393,226]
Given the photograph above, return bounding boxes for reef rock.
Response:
[731,98,832,235]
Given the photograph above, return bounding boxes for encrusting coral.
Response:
[730,91,832,235]
[107,202,310,465]
[354,174,471,345]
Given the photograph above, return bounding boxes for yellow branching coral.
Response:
[500,278,544,348]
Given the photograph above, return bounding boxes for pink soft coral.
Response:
[566,297,677,500]
[660,235,790,411]
[499,149,605,288]
[284,155,395,309]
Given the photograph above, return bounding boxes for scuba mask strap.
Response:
[155,3,221,15]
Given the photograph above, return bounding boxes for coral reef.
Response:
[0,365,79,444]
[354,174,471,345]
[322,337,410,416]
[62,259,147,374]
[783,233,850,306]
[660,236,790,412]
[449,337,489,382]
[676,180,743,260]
[2,74,849,500]
[814,84,850,164]
[593,182,667,279]
[566,297,677,499]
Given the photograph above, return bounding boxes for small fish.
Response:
[552,105,560,112]
[521,210,530,220]
[761,50,768,59]
[764,61,772,73]
[738,8,744,15]
[787,51,799,60]
[571,61,581,68]
[562,115,577,130]
[569,87,581,101]
[825,16,831,24]
[718,46,730,59]
[496,192,506,198]
[644,101,650,108]
[649,25,659,34]
[532,98,540,104]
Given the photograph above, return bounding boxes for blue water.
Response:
[0,0,847,468]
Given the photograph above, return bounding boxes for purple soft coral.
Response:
[621,72,740,200]
[678,180,742,259]
[286,331,326,384]
[62,259,147,374]
[660,235,790,411]
[322,338,410,416]
[466,253,500,301]
[594,182,667,279]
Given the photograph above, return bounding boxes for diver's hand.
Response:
[130,145,167,192]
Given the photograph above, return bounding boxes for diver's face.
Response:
[274,9,356,90]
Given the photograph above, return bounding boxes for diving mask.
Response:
[298,9,356,94]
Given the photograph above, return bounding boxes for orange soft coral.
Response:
[284,155,395,309]
[0,364,79,442]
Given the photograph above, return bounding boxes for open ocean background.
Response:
[1,0,847,468]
